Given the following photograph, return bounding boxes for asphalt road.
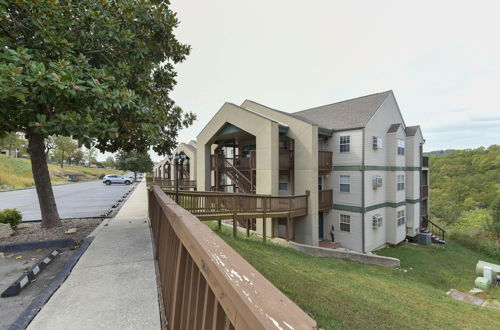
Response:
[0,180,136,221]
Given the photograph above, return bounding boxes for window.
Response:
[339,175,350,192]
[373,136,383,149]
[372,175,383,189]
[397,174,405,191]
[373,214,383,229]
[279,175,288,191]
[340,214,351,232]
[340,136,350,152]
[397,139,405,155]
[397,210,405,226]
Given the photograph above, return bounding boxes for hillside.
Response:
[0,155,123,191]
[208,223,500,330]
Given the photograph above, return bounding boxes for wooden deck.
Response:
[161,189,309,221]
[153,178,197,190]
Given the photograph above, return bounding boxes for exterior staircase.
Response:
[223,159,255,193]
[421,216,446,245]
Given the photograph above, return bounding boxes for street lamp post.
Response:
[168,151,187,204]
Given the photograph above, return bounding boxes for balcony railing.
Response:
[319,189,333,211]
[420,185,428,198]
[318,151,333,172]
[153,178,197,190]
[422,156,429,168]
[148,186,317,329]
[279,149,294,170]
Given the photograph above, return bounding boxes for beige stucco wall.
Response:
[240,100,320,246]
[174,142,197,181]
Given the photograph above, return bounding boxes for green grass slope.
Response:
[207,223,500,329]
[0,154,122,190]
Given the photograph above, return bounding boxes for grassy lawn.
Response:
[0,154,123,190]
[206,222,500,329]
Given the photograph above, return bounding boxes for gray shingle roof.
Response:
[387,123,401,133]
[405,126,420,136]
[291,91,392,131]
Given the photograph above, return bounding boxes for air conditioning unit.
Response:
[372,214,383,229]
[372,176,383,189]
[373,136,383,149]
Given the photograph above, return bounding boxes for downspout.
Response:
[361,128,366,253]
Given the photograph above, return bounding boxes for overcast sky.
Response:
[145,0,499,162]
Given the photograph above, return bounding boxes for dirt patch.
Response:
[0,218,103,244]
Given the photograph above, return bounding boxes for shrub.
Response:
[98,173,106,179]
[0,208,23,229]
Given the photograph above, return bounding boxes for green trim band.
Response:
[405,198,421,204]
[318,128,333,137]
[333,200,409,213]
[333,165,421,171]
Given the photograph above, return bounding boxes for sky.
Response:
[144,0,499,162]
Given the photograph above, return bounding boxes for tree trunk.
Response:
[60,150,64,168]
[27,129,61,228]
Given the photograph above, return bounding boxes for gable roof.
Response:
[405,125,420,137]
[387,123,401,133]
[291,91,392,131]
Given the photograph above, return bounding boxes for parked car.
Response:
[102,175,132,185]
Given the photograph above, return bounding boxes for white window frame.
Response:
[397,139,405,155]
[340,214,351,232]
[373,136,383,149]
[372,175,383,189]
[339,175,350,193]
[397,174,405,191]
[340,135,350,153]
[372,214,383,229]
[397,210,405,226]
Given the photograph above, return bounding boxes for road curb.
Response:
[8,237,95,330]
[0,239,76,253]
[1,250,61,298]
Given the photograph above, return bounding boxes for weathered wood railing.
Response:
[161,189,309,220]
[318,151,333,172]
[154,177,197,190]
[422,216,445,242]
[318,189,333,211]
[148,185,317,329]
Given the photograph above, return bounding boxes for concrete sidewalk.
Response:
[28,181,161,329]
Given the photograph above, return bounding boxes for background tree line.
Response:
[428,145,500,257]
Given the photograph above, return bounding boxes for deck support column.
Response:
[286,214,291,242]
[262,196,267,243]
[217,220,221,231]
[233,216,237,238]
[246,219,250,237]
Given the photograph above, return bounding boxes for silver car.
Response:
[102,175,132,185]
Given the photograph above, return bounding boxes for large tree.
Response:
[0,1,193,228]
[116,150,154,180]
[53,136,78,168]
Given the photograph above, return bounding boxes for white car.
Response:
[102,175,132,185]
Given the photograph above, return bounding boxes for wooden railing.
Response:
[161,189,309,220]
[318,189,333,211]
[154,177,197,190]
[422,156,429,167]
[148,186,317,329]
[420,185,428,198]
[279,149,294,170]
[318,151,333,172]
[422,216,445,242]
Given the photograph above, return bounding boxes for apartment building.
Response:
[157,91,428,253]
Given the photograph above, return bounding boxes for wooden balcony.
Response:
[318,189,333,211]
[422,156,429,168]
[318,151,333,173]
[279,149,294,170]
[161,189,309,220]
[421,185,428,198]
[153,178,197,190]
[148,186,317,329]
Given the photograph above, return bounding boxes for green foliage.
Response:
[52,136,78,166]
[486,197,500,238]
[0,208,22,229]
[98,173,106,179]
[0,0,194,154]
[0,132,26,156]
[429,145,500,224]
[207,223,500,329]
[115,150,153,175]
